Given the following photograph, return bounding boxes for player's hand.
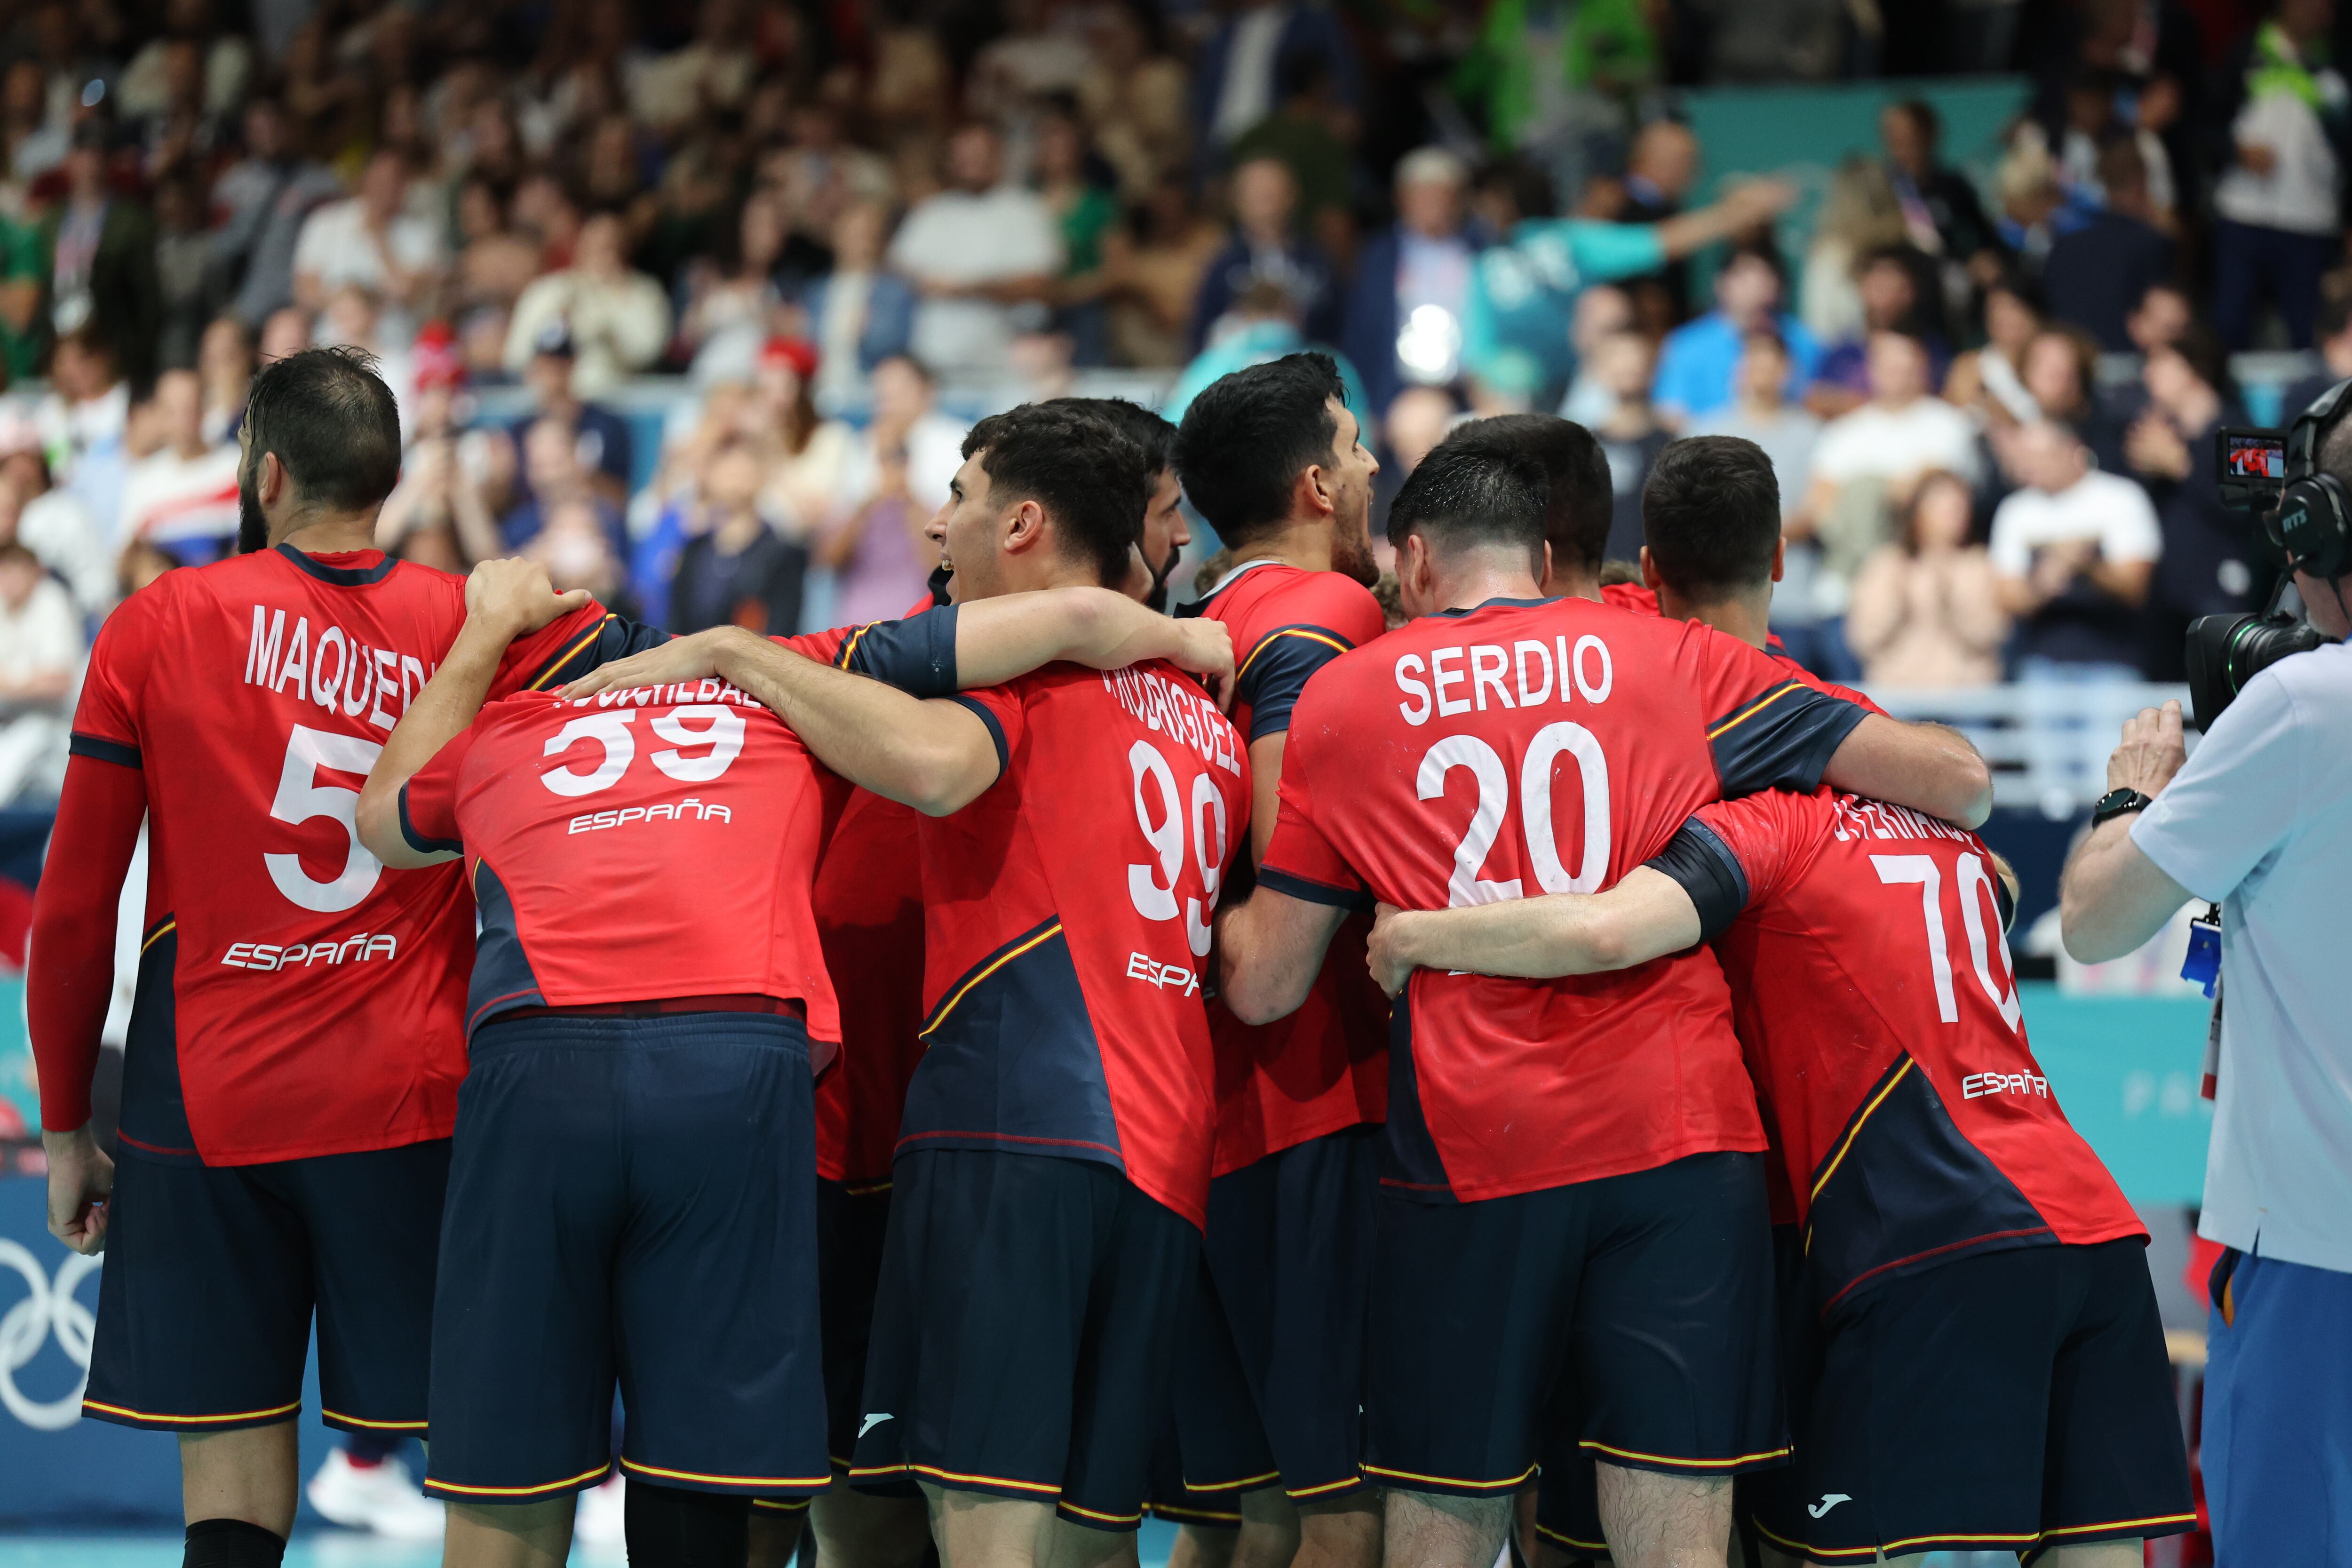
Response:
[465,557,594,639]
[559,627,738,700]
[2106,699,2187,799]
[42,1127,113,1256]
[1168,618,1236,710]
[1721,176,1796,225]
[1366,902,1414,998]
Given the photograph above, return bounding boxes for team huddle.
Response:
[30,346,2195,1568]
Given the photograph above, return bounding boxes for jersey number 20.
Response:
[1420,725,1610,907]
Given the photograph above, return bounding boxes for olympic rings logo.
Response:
[0,1239,100,1431]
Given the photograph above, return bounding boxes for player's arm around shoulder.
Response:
[357,558,591,868]
[1365,869,1705,997]
[1822,713,1994,829]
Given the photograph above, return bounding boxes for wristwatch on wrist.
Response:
[2091,787,2154,828]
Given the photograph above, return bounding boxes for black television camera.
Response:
[2198,379,2352,729]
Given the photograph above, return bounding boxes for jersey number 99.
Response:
[1127,739,1228,957]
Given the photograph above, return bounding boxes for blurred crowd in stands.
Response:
[0,0,2342,805]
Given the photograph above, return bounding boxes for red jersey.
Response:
[1185,561,1389,1174]
[810,593,944,1188]
[908,661,1250,1227]
[1676,789,2145,1313]
[54,545,648,1165]
[1259,596,1870,1203]
[398,682,851,1043]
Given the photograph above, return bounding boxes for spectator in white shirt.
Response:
[119,369,242,563]
[1989,418,2160,679]
[0,541,81,804]
[886,121,1062,376]
[291,148,445,342]
[503,211,673,398]
[0,448,110,621]
[2211,4,2346,349]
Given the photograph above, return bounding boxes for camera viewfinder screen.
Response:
[2225,433,2287,479]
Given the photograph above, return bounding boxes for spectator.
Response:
[0,541,79,804]
[820,353,962,623]
[1808,245,1945,418]
[506,323,635,503]
[1652,247,1820,428]
[2124,279,2193,357]
[1845,469,2008,687]
[1104,172,1226,368]
[2042,141,2176,352]
[41,122,163,385]
[153,176,211,371]
[503,416,629,569]
[2211,0,2345,350]
[197,314,252,444]
[2018,323,2124,473]
[2276,291,2352,418]
[0,178,41,384]
[747,337,855,543]
[38,331,133,531]
[1616,119,1700,328]
[1558,283,1635,427]
[669,436,807,636]
[118,536,176,597]
[1799,156,1907,348]
[1372,383,1463,551]
[1076,3,1190,202]
[529,493,638,620]
[1879,97,2001,293]
[680,189,791,386]
[1342,147,1481,417]
[291,148,445,345]
[117,0,250,127]
[1226,49,1354,258]
[119,367,240,562]
[0,427,111,619]
[801,199,917,411]
[1943,272,2042,426]
[1192,0,1361,169]
[1188,154,1338,354]
[1160,279,1368,431]
[257,302,310,365]
[1990,418,2161,681]
[503,211,672,398]
[1590,331,1668,561]
[208,96,342,329]
[2125,328,2271,678]
[1689,329,1826,661]
[886,120,1061,377]
[1033,103,1121,367]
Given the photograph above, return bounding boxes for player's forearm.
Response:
[2059,818,2191,963]
[1216,890,1348,1025]
[954,588,1229,688]
[711,633,998,815]
[28,755,148,1132]
[357,619,509,867]
[1382,871,1701,980]
[1823,714,1994,829]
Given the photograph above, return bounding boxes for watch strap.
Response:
[2092,787,2154,827]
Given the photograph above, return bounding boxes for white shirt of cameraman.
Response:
[2061,563,2352,1277]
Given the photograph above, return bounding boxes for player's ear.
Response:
[258,450,287,506]
[1001,498,1043,555]
[1771,534,1786,584]
[1299,459,1334,520]
[1639,546,1662,590]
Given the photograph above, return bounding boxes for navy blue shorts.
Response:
[1146,1420,1245,1529]
[849,1148,1199,1530]
[83,1140,449,1434]
[815,1175,906,1481]
[422,1011,827,1505]
[1174,1125,1375,1501]
[1366,1152,1786,1496]
[1749,1237,2193,1564]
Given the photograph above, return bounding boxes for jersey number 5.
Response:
[1127,739,1228,957]
[1871,853,2022,1031]
[266,725,386,913]
[1420,725,1610,907]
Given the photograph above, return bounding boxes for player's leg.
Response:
[746,1499,809,1567]
[444,1500,575,1568]
[1529,1449,1610,1568]
[1571,1154,1785,1568]
[1167,1521,1240,1568]
[180,1424,300,1538]
[811,1173,934,1568]
[810,1485,934,1568]
[924,1482,1056,1568]
[1362,1189,1578,1568]
[1169,1231,1287,1568]
[609,1014,830,1507]
[1229,1487,1301,1568]
[1293,1493,1381,1568]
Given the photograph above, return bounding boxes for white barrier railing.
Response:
[1862,682,2195,819]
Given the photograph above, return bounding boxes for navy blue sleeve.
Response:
[1254,866,1374,914]
[68,732,141,769]
[397,781,463,857]
[1237,626,1353,744]
[1642,819,1751,944]
[946,692,1009,775]
[836,606,959,699]
[522,614,672,691]
[1707,682,1868,796]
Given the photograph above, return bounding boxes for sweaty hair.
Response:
[1385,439,1547,574]
[242,346,402,512]
[962,402,1150,587]
[1641,436,1781,597]
[1172,352,1345,548]
[1433,414,1612,576]
[1058,396,1176,476]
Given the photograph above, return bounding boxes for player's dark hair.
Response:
[1173,352,1345,548]
[1385,439,1547,574]
[962,402,1150,588]
[241,346,402,513]
[1642,435,1781,597]
[1057,397,1176,475]
[1434,414,1612,576]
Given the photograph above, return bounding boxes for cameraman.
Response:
[2058,427,2352,1564]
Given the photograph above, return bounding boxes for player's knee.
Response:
[183,1518,286,1568]
[623,1481,753,1568]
